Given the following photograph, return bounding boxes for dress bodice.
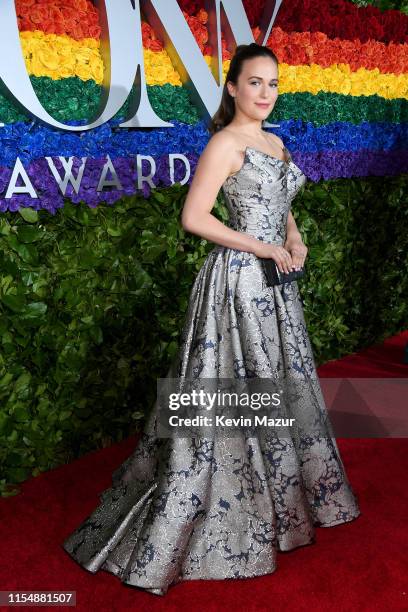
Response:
[221,145,307,246]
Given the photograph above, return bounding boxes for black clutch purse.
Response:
[260,258,305,286]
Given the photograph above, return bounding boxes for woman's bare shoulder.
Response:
[205,128,239,154]
[191,129,239,183]
[197,129,240,175]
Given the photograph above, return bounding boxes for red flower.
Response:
[15,0,408,50]
[16,0,36,10]
[197,9,208,25]
[71,25,84,40]
[29,5,50,25]
[72,0,88,12]
[149,40,163,52]
[88,24,102,39]
[49,6,65,27]
[62,7,80,22]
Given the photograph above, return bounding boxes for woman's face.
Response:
[227,56,279,121]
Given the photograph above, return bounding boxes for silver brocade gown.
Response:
[62,144,361,596]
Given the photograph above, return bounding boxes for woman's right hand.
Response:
[253,242,294,274]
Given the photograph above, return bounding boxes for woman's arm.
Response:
[181,134,265,256]
[284,211,308,269]
[285,210,302,245]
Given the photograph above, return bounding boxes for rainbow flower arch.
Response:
[0,0,406,213]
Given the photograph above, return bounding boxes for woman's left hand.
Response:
[284,238,308,270]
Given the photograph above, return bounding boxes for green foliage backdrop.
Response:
[351,0,408,12]
[1,175,407,496]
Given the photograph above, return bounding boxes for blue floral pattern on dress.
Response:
[62,142,361,596]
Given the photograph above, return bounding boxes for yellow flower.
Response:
[59,64,75,79]
[38,48,60,72]
[76,63,92,82]
[91,61,104,84]
[29,58,43,76]
[16,30,408,100]
[155,66,169,84]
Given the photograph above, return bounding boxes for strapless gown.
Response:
[62,143,361,596]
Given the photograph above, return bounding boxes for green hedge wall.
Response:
[1,174,407,496]
[350,0,408,12]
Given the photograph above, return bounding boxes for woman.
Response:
[62,43,361,596]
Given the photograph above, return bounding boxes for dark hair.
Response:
[208,43,278,135]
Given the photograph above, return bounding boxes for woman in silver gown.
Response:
[62,43,361,596]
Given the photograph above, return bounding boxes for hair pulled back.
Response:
[208,43,278,135]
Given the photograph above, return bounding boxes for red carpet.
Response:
[1,331,407,611]
[318,330,408,378]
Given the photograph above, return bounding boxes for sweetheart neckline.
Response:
[225,145,290,181]
[245,145,289,165]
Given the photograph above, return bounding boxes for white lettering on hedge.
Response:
[5,158,38,198]
[97,155,124,191]
[45,157,87,195]
[169,154,190,185]
[136,155,156,189]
